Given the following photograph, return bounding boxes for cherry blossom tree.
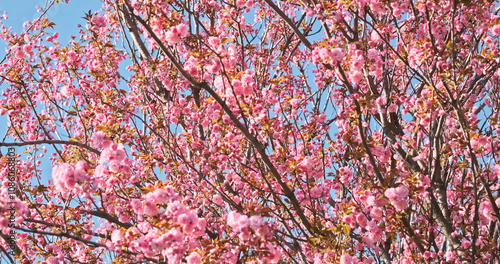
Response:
[1,0,500,263]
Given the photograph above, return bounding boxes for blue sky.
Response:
[0,0,101,34]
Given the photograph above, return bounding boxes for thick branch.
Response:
[262,0,313,49]
[0,140,100,155]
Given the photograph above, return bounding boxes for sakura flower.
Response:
[297,157,314,173]
[91,15,106,27]
[186,252,201,264]
[166,24,189,45]
[166,201,189,221]
[356,213,368,228]
[73,160,88,181]
[385,185,409,211]
[329,48,344,61]
[349,70,363,84]
[367,48,380,60]
[11,45,24,59]
[260,242,281,263]
[61,85,72,99]
[52,162,89,194]
[206,59,221,74]
[66,50,78,64]
[146,187,175,204]
[232,79,243,95]
[178,212,199,233]
[491,25,500,36]
[130,199,144,214]
[340,253,354,264]
[388,103,398,112]
[163,228,184,246]
[111,229,123,244]
[213,193,224,206]
[92,131,106,148]
[46,256,59,264]
[242,84,253,96]
[23,44,33,55]
[227,211,250,234]
[310,185,323,199]
[208,36,220,47]
[143,200,159,216]
[318,48,330,60]
[249,215,263,229]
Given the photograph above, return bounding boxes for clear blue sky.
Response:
[0,0,102,34]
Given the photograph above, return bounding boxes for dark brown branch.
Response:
[0,140,100,155]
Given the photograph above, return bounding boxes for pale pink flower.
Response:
[385,185,409,211]
[232,79,243,95]
[318,48,330,60]
[367,48,380,60]
[343,215,354,225]
[92,131,106,148]
[491,25,500,36]
[356,214,368,228]
[61,86,72,98]
[178,212,199,233]
[166,201,189,219]
[149,188,172,204]
[329,48,344,61]
[481,201,495,221]
[111,229,123,243]
[66,50,78,64]
[207,59,221,74]
[310,185,323,199]
[91,15,106,27]
[349,70,363,84]
[12,45,24,59]
[208,36,220,47]
[370,207,383,221]
[213,193,223,206]
[52,163,75,193]
[130,199,143,214]
[388,103,398,112]
[249,215,263,230]
[166,31,181,45]
[144,200,159,216]
[164,228,184,245]
[186,252,201,264]
[242,84,253,96]
[46,256,59,264]
[317,114,326,122]
[23,44,32,54]
[73,161,88,181]
[227,211,250,233]
[176,24,189,37]
[352,56,365,70]
[297,157,314,173]
[166,24,189,45]
[340,253,354,264]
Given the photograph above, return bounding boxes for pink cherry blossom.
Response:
[3,0,500,263]
[491,25,500,36]
[385,185,409,211]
